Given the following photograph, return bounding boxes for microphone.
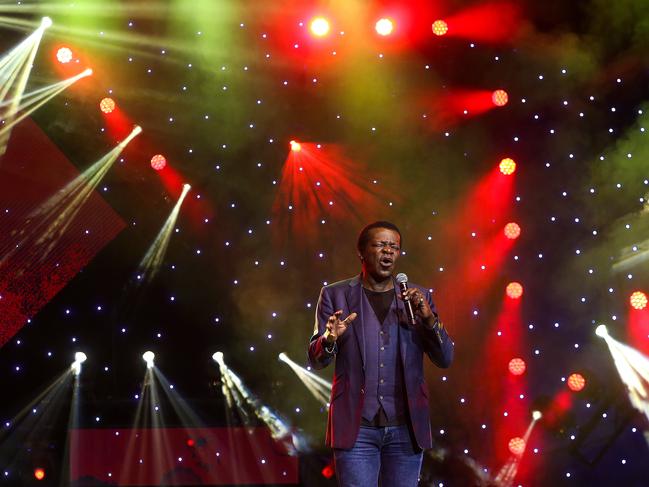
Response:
[396,273,416,325]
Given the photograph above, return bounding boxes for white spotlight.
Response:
[82,68,93,77]
[41,17,53,29]
[133,125,143,136]
[212,351,224,363]
[71,351,87,376]
[595,324,608,338]
[142,350,155,368]
[532,410,542,421]
[183,183,191,191]
[278,352,288,362]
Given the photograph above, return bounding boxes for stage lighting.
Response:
[310,17,330,37]
[99,97,115,114]
[71,351,87,376]
[595,324,608,337]
[150,154,167,171]
[508,437,525,456]
[567,373,586,392]
[492,89,509,107]
[630,291,648,310]
[41,17,53,29]
[432,20,448,36]
[499,157,517,175]
[134,182,190,285]
[82,68,93,77]
[290,140,301,152]
[212,351,224,363]
[34,468,46,480]
[278,352,288,362]
[133,125,143,136]
[143,351,155,368]
[598,330,649,423]
[375,18,394,36]
[508,357,526,376]
[532,410,542,421]
[57,47,73,64]
[506,282,523,299]
[321,464,335,479]
[504,222,521,240]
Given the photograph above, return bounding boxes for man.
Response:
[308,221,454,487]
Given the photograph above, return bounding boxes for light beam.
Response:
[494,411,542,486]
[0,20,52,154]
[596,326,649,422]
[1,125,141,271]
[213,352,294,446]
[279,352,332,407]
[134,183,191,284]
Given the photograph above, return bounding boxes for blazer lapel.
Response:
[345,275,366,370]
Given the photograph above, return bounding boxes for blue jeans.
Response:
[333,425,423,487]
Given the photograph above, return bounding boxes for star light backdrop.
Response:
[1,0,649,485]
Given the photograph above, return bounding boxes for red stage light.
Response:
[492,89,509,107]
[567,373,586,392]
[432,20,448,36]
[504,222,521,240]
[508,357,526,376]
[321,464,335,479]
[310,17,330,37]
[506,282,523,299]
[150,154,167,171]
[99,97,115,114]
[499,157,516,175]
[186,438,195,447]
[630,291,648,310]
[34,468,46,480]
[56,47,73,64]
[290,140,301,152]
[508,437,525,456]
[375,18,394,36]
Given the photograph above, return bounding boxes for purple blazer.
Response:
[308,275,454,450]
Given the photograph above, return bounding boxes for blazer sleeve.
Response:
[418,289,454,368]
[307,286,337,370]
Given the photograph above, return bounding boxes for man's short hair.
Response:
[357,221,402,252]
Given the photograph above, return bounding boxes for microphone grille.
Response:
[395,273,408,284]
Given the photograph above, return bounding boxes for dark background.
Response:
[1,0,649,485]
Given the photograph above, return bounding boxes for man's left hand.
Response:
[400,288,434,321]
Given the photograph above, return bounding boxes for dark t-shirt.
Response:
[363,287,394,324]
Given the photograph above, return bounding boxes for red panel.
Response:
[0,118,126,347]
[69,427,299,485]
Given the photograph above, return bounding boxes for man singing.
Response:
[308,221,454,486]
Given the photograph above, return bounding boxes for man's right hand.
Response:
[324,310,358,343]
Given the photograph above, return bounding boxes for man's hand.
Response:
[400,288,434,321]
[324,310,358,343]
